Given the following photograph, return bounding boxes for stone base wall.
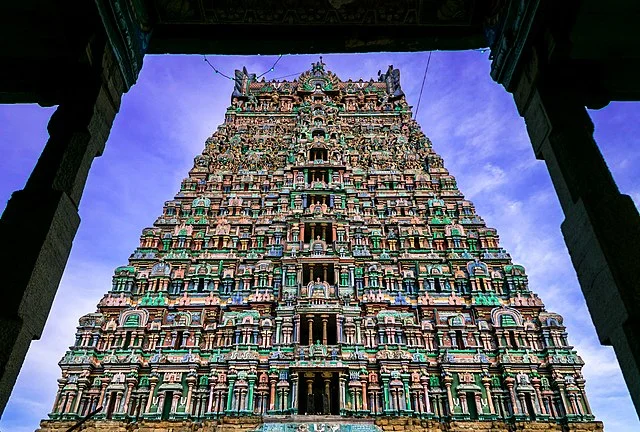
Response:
[37,418,604,432]
[36,418,262,432]
[374,418,604,432]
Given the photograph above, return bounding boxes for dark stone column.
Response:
[512,69,640,413]
[0,42,126,413]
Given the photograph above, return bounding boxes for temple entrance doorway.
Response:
[298,370,340,415]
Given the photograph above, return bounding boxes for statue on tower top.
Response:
[232,66,256,99]
[378,65,404,98]
[311,56,326,75]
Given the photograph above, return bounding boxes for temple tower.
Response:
[39,60,598,431]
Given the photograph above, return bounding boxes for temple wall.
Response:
[375,418,603,432]
[37,418,603,432]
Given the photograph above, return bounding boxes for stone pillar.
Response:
[307,315,314,346]
[403,376,411,411]
[145,377,158,414]
[349,266,355,290]
[239,389,247,412]
[422,382,431,414]
[504,376,519,414]
[339,373,347,414]
[459,392,468,414]
[323,373,332,413]
[322,315,329,345]
[290,372,298,414]
[226,376,236,413]
[172,392,180,415]
[392,388,399,413]
[98,382,108,413]
[518,392,527,417]
[430,395,439,417]
[0,39,127,413]
[210,391,218,415]
[231,388,239,412]
[218,390,226,414]
[294,315,301,344]
[481,376,495,415]
[532,378,546,416]
[556,381,571,416]
[382,378,391,413]
[247,375,256,414]
[443,375,454,416]
[73,383,87,415]
[157,392,166,415]
[361,380,368,411]
[51,380,66,414]
[185,376,195,414]
[509,65,640,412]
[269,379,276,411]
[355,318,362,344]
[122,380,135,414]
[207,381,215,413]
[114,392,123,414]
[64,393,76,414]
[305,373,314,415]
[574,377,592,415]
[569,393,580,415]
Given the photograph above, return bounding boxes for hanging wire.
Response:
[256,55,283,79]
[203,56,236,81]
[414,51,433,119]
[203,55,284,82]
[271,70,307,80]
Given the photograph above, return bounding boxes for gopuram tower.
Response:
[39,60,600,432]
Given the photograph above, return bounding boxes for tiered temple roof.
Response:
[44,59,594,426]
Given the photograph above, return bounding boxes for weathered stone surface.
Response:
[37,418,604,432]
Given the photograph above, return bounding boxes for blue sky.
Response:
[0,52,639,431]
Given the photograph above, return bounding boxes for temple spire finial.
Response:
[312,56,326,75]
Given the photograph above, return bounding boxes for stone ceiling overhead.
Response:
[153,0,477,25]
[146,0,489,53]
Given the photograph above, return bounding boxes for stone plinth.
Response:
[37,418,604,432]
